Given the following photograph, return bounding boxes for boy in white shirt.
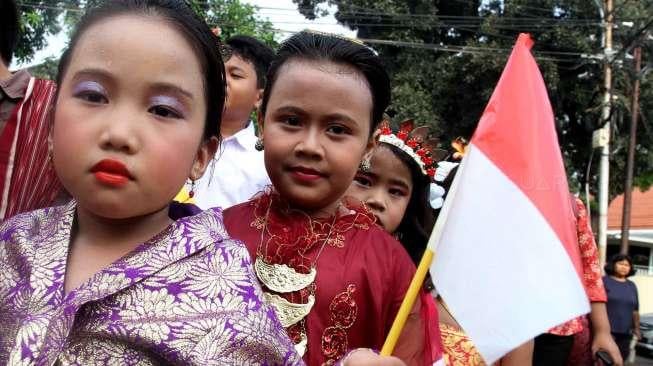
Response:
[193,35,274,209]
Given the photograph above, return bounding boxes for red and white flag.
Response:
[430,34,589,363]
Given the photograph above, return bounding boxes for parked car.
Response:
[637,313,653,357]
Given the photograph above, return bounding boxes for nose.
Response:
[294,127,324,160]
[365,189,386,213]
[98,105,140,154]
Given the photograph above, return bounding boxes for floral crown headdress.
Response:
[378,119,447,178]
[375,119,474,210]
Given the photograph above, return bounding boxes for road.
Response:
[636,354,653,365]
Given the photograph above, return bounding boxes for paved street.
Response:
[636,354,653,365]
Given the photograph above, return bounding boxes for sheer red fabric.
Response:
[224,190,437,365]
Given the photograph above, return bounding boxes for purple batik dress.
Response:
[0,201,302,365]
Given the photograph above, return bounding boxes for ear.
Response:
[362,129,380,161]
[189,137,219,180]
[253,88,264,110]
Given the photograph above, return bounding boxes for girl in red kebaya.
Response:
[223,31,440,365]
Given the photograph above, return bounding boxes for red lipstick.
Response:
[90,159,132,187]
[289,166,324,183]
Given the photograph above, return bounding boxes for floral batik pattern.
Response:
[0,201,302,365]
[440,323,486,366]
[549,197,607,336]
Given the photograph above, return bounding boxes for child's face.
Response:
[223,55,261,125]
[261,60,375,213]
[346,145,413,233]
[52,15,213,219]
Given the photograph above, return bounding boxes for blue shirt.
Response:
[603,275,639,334]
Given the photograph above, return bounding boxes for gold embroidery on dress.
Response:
[322,284,358,365]
[254,192,343,357]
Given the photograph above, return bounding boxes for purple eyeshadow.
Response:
[151,95,187,117]
[72,80,105,95]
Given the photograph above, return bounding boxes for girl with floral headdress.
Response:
[345,119,473,365]
[347,125,536,366]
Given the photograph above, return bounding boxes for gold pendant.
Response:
[264,292,315,328]
[255,257,316,293]
[294,331,308,357]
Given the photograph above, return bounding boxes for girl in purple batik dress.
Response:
[0,2,402,365]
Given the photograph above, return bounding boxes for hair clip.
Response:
[452,137,469,160]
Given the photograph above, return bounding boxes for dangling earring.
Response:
[359,158,371,173]
[188,180,196,198]
[254,138,264,151]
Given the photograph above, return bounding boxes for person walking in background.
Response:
[0,0,62,220]
[190,35,273,209]
[533,196,622,366]
[603,254,641,361]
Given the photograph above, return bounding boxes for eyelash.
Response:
[281,115,301,126]
[149,105,183,119]
[75,90,108,104]
[327,124,350,135]
[354,175,372,187]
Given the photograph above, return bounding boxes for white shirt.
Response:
[194,122,270,210]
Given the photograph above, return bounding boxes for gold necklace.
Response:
[254,195,339,356]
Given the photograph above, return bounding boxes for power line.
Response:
[12,1,628,65]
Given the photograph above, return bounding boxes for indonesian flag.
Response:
[430,34,589,363]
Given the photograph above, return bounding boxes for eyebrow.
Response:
[388,178,411,191]
[71,67,113,84]
[227,65,247,73]
[71,67,195,100]
[149,82,195,100]
[273,105,358,126]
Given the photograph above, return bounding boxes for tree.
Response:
[15,0,277,70]
[293,0,653,199]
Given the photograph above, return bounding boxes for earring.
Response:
[254,138,264,151]
[359,158,371,173]
[189,180,196,198]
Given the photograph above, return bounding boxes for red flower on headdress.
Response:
[379,121,392,135]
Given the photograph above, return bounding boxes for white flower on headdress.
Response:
[434,161,459,183]
[429,183,445,209]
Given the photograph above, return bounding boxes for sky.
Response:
[15,0,355,69]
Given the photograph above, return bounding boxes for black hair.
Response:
[225,35,274,89]
[604,253,637,277]
[383,143,436,265]
[0,0,20,65]
[55,0,225,141]
[260,31,391,135]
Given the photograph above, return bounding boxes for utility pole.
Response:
[620,46,642,254]
[596,0,613,267]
